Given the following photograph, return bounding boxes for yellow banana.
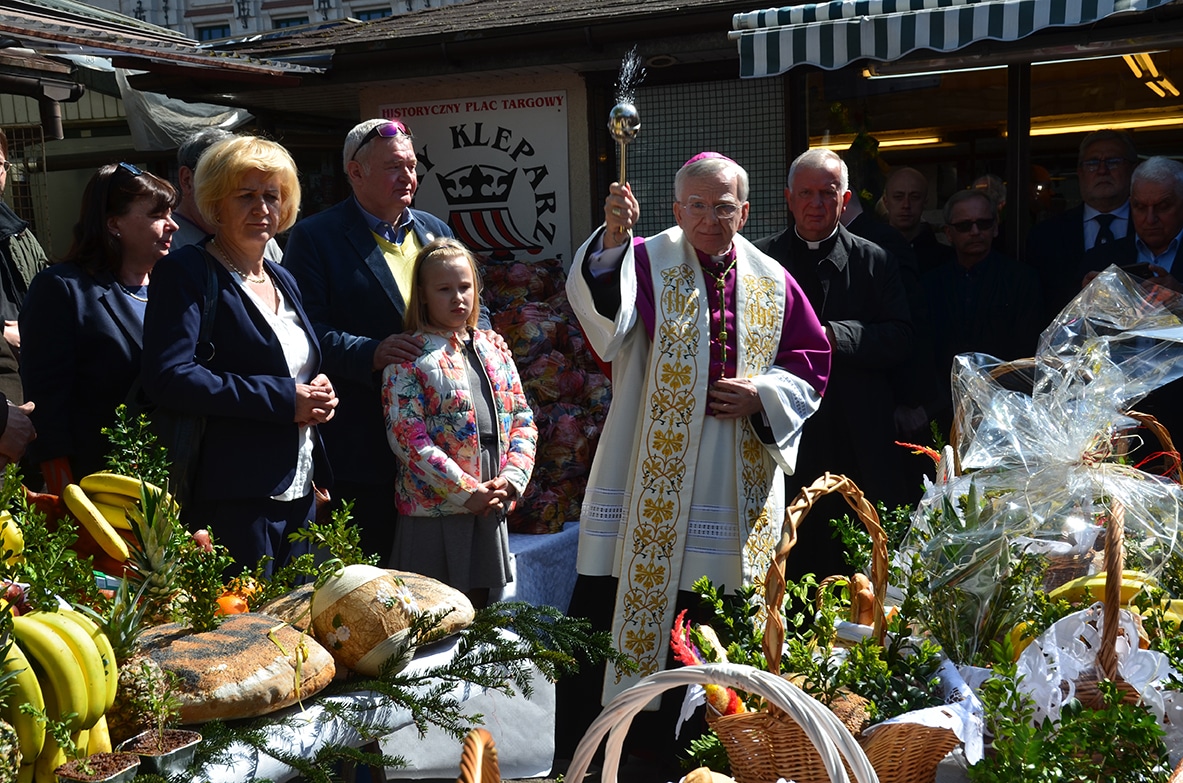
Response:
[0,510,23,566]
[78,472,170,506]
[17,763,32,783]
[61,484,129,563]
[0,641,45,763]
[1047,570,1157,606]
[89,502,134,532]
[25,612,105,729]
[87,492,137,510]
[11,615,88,732]
[57,610,118,713]
[32,728,65,783]
[86,715,111,754]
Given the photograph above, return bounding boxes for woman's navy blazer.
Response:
[142,243,332,502]
[20,262,145,478]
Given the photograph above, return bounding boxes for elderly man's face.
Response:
[945,195,998,268]
[787,160,850,242]
[1130,177,1183,256]
[673,169,749,257]
[884,170,927,234]
[1079,139,1134,211]
[347,135,418,221]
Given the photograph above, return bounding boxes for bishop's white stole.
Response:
[570,226,790,703]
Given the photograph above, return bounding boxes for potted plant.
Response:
[21,706,139,783]
[114,660,201,775]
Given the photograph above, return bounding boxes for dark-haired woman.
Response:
[20,162,178,492]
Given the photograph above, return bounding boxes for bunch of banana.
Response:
[0,511,23,567]
[4,609,119,781]
[63,473,166,562]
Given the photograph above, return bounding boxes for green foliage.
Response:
[192,602,626,781]
[101,405,171,489]
[126,659,185,751]
[2,467,99,612]
[20,704,88,769]
[968,656,1170,783]
[830,503,913,573]
[684,730,731,774]
[689,576,769,672]
[171,532,234,633]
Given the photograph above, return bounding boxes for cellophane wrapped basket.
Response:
[706,473,964,783]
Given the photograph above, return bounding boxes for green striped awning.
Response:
[732,0,1180,78]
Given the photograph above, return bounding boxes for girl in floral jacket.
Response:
[382,238,537,608]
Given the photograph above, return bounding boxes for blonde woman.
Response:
[142,136,337,574]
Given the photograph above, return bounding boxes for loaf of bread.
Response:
[138,612,335,723]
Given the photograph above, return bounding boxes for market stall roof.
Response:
[0,0,322,85]
[731,0,1183,78]
[126,0,760,121]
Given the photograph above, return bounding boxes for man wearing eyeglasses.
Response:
[755,148,912,580]
[1026,129,1136,321]
[285,118,481,561]
[559,152,830,758]
[924,189,1042,424]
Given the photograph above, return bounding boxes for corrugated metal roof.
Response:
[0,0,323,78]
[224,0,757,55]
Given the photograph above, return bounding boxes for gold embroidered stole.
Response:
[605,229,786,702]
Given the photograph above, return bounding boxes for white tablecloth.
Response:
[194,632,554,781]
[494,521,579,612]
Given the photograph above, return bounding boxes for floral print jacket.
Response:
[382,328,537,517]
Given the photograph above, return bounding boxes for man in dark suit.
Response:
[285,119,465,560]
[756,148,912,579]
[1081,156,1183,279]
[882,166,953,275]
[1026,129,1137,321]
[1079,156,1183,463]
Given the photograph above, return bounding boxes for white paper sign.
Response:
[379,92,571,263]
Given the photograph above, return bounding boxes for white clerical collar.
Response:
[794,224,840,250]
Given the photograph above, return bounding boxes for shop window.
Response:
[273,16,308,28]
[354,7,391,19]
[196,24,232,41]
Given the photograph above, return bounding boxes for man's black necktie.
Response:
[1094,214,1116,248]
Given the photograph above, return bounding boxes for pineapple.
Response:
[79,579,154,745]
[106,656,168,745]
[0,718,19,780]
[125,484,184,623]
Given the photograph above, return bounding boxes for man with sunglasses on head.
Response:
[1026,129,1137,321]
[285,118,487,562]
[923,188,1041,426]
[755,148,913,579]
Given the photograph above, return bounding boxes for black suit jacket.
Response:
[283,199,456,484]
[20,263,146,478]
[1027,204,1131,321]
[142,244,331,502]
[755,224,912,507]
[1079,234,1138,275]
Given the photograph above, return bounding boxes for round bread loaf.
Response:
[260,570,476,642]
[311,564,420,676]
[138,612,335,723]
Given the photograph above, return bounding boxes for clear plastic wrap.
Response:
[904,267,1183,664]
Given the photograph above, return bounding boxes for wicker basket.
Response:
[707,473,959,783]
[566,663,878,783]
[1070,500,1142,708]
[456,728,499,783]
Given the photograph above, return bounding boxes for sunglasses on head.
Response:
[117,161,145,177]
[351,120,409,161]
[950,217,996,233]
